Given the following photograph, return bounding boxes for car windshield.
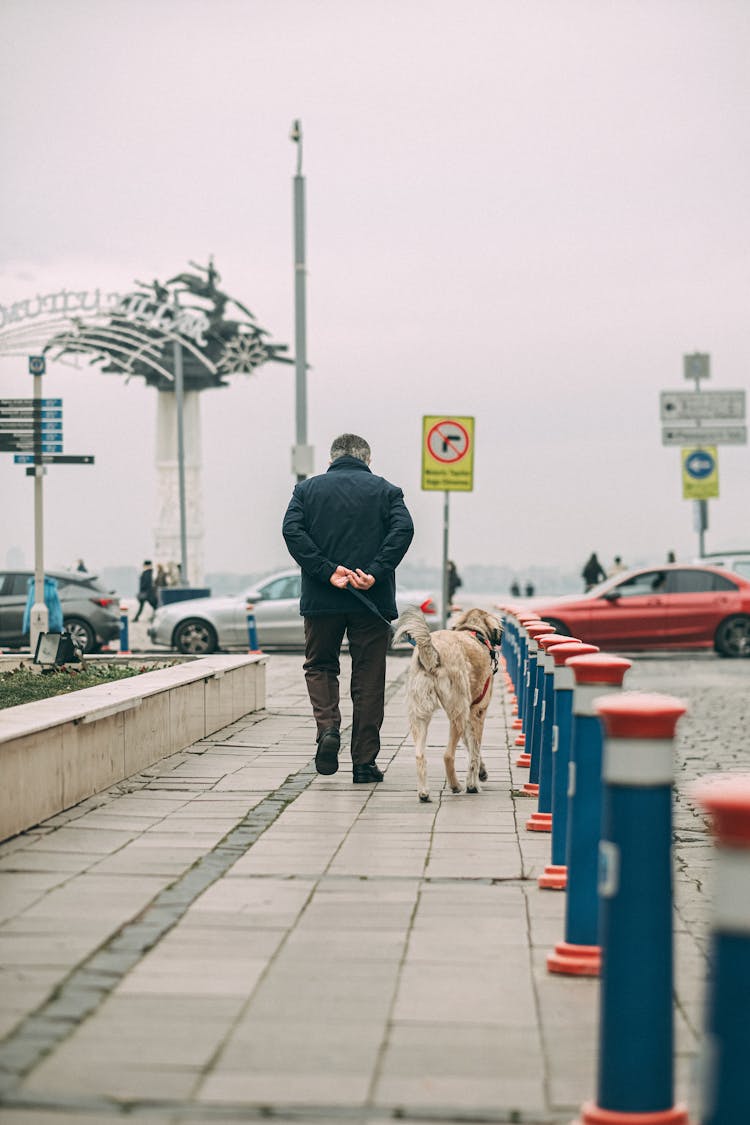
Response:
[581,573,626,599]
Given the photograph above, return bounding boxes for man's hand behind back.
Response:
[329,566,353,589]
[329,566,376,591]
[347,568,375,590]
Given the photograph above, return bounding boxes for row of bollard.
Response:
[500,608,748,1125]
[116,601,263,654]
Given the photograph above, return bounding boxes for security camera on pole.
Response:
[290,120,314,483]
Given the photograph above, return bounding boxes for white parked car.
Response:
[148,568,439,654]
[693,552,750,581]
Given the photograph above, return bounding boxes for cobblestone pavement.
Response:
[0,647,747,1125]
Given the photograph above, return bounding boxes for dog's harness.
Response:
[455,627,500,706]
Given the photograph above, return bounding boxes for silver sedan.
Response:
[148,568,439,654]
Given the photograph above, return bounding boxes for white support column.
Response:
[154,390,205,585]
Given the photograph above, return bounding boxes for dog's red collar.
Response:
[462,629,499,706]
[472,675,492,707]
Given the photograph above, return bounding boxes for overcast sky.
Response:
[1,0,748,587]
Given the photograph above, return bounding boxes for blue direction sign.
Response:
[15,452,93,465]
[15,454,94,465]
[0,410,63,420]
[0,438,63,452]
[28,356,46,375]
[685,449,716,478]
[0,418,62,425]
[682,446,719,500]
[0,398,62,407]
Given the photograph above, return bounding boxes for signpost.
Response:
[660,389,745,422]
[29,357,48,650]
[662,425,746,447]
[422,415,475,626]
[682,447,719,500]
[13,454,95,465]
[0,360,95,653]
[660,354,747,558]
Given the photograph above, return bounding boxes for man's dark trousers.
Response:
[303,613,391,767]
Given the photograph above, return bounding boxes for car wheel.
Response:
[714,615,750,658]
[63,617,96,653]
[542,618,571,638]
[173,618,218,655]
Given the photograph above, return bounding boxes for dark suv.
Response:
[0,569,120,653]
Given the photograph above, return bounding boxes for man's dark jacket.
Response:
[282,455,414,618]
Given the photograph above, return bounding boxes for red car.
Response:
[521,564,750,657]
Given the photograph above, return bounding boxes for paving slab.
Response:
[0,650,737,1123]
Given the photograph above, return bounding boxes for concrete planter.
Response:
[0,653,266,842]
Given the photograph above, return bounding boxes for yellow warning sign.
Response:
[421,416,475,492]
[681,446,719,500]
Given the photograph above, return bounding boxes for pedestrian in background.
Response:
[133,560,157,622]
[447,559,462,604]
[510,580,521,597]
[607,555,627,577]
[282,433,414,783]
[582,551,606,591]
[525,581,535,597]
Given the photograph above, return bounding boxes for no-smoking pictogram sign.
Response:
[422,415,474,491]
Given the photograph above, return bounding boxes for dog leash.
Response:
[344,585,416,645]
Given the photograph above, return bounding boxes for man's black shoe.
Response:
[353,763,384,784]
[315,728,340,775]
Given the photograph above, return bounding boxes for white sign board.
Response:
[683,353,710,381]
[662,425,747,447]
[660,389,746,422]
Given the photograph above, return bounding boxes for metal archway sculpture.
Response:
[0,258,291,387]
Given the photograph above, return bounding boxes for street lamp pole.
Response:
[290,119,313,481]
[173,334,189,585]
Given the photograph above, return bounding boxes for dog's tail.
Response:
[392,606,440,673]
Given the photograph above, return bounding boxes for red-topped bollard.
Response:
[119,601,131,655]
[574,693,688,1125]
[246,601,262,653]
[537,641,598,888]
[693,773,750,1125]
[512,614,542,743]
[548,653,631,977]
[525,632,576,831]
[518,621,555,775]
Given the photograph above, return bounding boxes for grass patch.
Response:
[0,662,171,709]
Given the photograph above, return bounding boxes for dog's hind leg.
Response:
[408,715,431,802]
[463,714,482,794]
[472,707,489,782]
[444,721,463,794]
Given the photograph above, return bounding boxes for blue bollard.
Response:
[694,774,750,1125]
[538,641,597,888]
[548,652,631,976]
[514,615,540,759]
[526,633,580,832]
[520,621,554,791]
[500,609,519,699]
[246,602,261,653]
[573,691,689,1125]
[119,601,130,655]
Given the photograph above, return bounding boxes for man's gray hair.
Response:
[330,433,371,464]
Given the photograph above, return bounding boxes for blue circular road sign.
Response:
[685,450,715,479]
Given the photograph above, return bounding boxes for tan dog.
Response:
[393,607,503,802]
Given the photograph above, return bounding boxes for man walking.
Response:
[282,433,414,783]
[133,559,157,622]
